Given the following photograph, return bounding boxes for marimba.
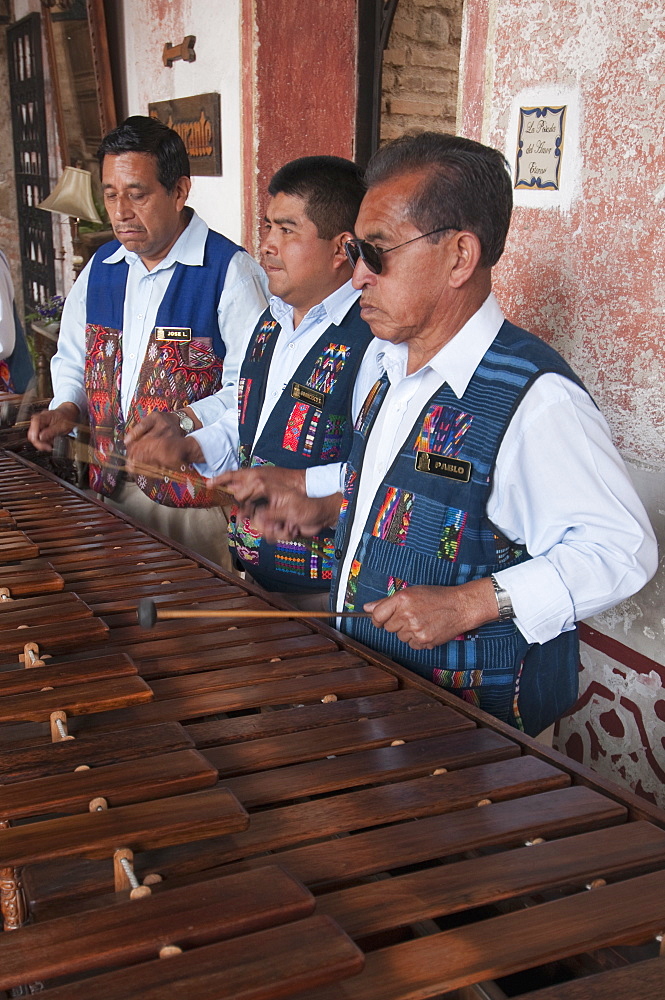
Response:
[0,448,664,1000]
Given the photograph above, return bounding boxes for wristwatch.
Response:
[490,575,514,621]
[175,410,195,434]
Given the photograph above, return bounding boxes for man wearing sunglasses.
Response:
[126,155,382,608]
[241,131,656,734]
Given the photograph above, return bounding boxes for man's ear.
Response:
[332,231,355,270]
[447,230,483,288]
[174,176,192,212]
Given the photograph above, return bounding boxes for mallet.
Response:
[137,597,369,629]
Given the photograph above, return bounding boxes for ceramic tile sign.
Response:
[514,106,566,190]
[148,93,222,176]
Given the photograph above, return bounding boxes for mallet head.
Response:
[137,598,158,629]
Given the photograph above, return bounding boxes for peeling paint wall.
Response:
[459,0,665,804]
[119,0,245,242]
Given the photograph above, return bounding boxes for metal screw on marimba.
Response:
[120,856,141,890]
[55,718,71,741]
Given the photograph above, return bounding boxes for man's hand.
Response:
[124,411,204,475]
[28,403,79,453]
[212,472,342,542]
[364,579,500,650]
[213,466,308,510]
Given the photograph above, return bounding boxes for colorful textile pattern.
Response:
[511,661,525,731]
[437,507,468,561]
[302,409,321,458]
[307,342,351,395]
[238,377,252,427]
[355,376,388,433]
[0,360,13,392]
[337,467,357,538]
[494,530,525,568]
[85,324,123,496]
[343,557,362,610]
[238,443,252,469]
[274,539,308,576]
[432,668,482,707]
[415,404,473,457]
[84,322,224,506]
[387,576,409,596]
[309,536,335,581]
[320,414,346,461]
[283,402,310,452]
[232,516,262,566]
[372,487,414,544]
[250,319,278,362]
[132,339,223,422]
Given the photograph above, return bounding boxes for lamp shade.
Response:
[37,166,103,224]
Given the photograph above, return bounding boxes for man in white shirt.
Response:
[125,156,379,607]
[28,116,267,568]
[230,132,657,734]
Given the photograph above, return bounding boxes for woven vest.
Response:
[229,300,373,592]
[83,230,240,507]
[331,320,586,734]
[0,304,33,393]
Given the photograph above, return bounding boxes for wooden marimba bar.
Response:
[0,448,664,1000]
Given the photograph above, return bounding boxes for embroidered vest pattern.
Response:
[228,301,373,593]
[330,321,586,734]
[0,360,12,392]
[83,230,240,507]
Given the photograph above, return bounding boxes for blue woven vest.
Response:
[331,320,586,734]
[229,300,373,592]
[84,228,242,502]
[86,229,241,354]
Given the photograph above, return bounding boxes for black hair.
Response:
[268,155,365,239]
[364,132,513,268]
[97,115,190,193]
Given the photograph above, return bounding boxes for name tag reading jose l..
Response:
[291,382,326,409]
[415,451,472,483]
[155,326,192,343]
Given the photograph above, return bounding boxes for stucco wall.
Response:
[459,0,664,802]
[119,0,245,243]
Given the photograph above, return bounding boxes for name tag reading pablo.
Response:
[155,326,192,343]
[415,451,472,483]
[291,382,325,409]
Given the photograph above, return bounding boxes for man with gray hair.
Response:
[220,132,657,734]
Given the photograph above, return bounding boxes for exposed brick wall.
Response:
[381,0,464,143]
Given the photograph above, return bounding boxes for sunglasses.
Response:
[344,226,459,275]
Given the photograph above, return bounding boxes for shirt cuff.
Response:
[49,390,88,418]
[306,463,343,498]
[494,557,576,645]
[189,424,238,480]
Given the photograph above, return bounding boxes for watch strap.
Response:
[490,575,514,621]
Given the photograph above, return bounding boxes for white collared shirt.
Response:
[51,211,268,418]
[333,293,657,644]
[191,280,384,491]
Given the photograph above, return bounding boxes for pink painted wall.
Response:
[459,0,665,805]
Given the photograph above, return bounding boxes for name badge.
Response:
[155,326,192,343]
[415,451,472,482]
[291,382,326,409]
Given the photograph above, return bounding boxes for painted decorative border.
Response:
[515,106,566,190]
